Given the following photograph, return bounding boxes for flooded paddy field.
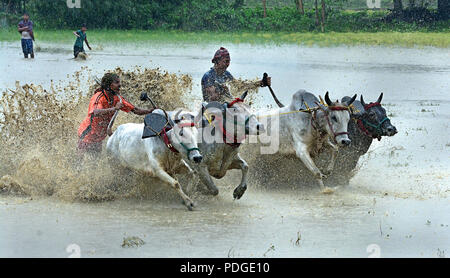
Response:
[0,41,448,257]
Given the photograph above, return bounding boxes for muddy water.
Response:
[0,42,449,257]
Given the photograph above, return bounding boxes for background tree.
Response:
[438,0,449,19]
[320,0,326,32]
[232,0,244,9]
[314,0,319,26]
[1,0,27,14]
[393,0,404,14]
[296,0,304,15]
[263,0,267,18]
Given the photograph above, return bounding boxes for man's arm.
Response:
[73,31,80,37]
[132,107,154,115]
[18,25,28,32]
[93,102,122,116]
[238,77,271,89]
[85,38,92,50]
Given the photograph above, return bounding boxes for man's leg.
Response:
[30,40,34,59]
[74,46,81,58]
[21,39,28,58]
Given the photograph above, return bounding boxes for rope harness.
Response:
[311,104,351,144]
[355,102,388,141]
[256,99,352,144]
[203,97,255,149]
[144,110,199,156]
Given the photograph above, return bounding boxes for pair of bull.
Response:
[106,90,397,210]
[258,90,397,191]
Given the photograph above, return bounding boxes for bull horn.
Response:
[240,91,248,101]
[325,92,333,106]
[345,94,357,106]
[360,95,367,107]
[174,109,183,124]
[377,93,384,104]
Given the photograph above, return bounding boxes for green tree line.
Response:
[1,0,448,31]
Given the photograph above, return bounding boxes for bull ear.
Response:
[377,93,384,104]
[346,94,357,106]
[240,91,248,101]
[174,109,182,123]
[325,91,333,106]
[360,95,367,107]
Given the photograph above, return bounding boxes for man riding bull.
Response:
[77,73,153,155]
[201,47,272,102]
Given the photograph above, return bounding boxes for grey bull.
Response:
[179,91,266,200]
[321,93,398,187]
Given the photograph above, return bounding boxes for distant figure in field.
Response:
[17,12,35,59]
[73,23,92,58]
[201,47,271,102]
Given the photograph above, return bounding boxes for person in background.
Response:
[73,23,92,58]
[17,12,35,59]
[201,47,271,103]
[77,73,153,155]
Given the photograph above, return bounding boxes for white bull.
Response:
[255,90,356,193]
[106,110,203,210]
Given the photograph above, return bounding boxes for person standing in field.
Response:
[77,73,153,156]
[17,12,35,59]
[73,23,92,58]
[201,47,271,102]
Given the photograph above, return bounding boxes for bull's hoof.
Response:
[183,199,195,211]
[233,184,247,200]
[323,169,332,176]
[321,187,335,194]
[316,172,328,180]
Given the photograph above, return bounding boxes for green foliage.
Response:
[0,0,448,32]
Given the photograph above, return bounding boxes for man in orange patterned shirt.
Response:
[77,73,152,154]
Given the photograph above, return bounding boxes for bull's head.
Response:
[171,109,203,163]
[223,91,265,136]
[358,93,397,138]
[320,92,356,146]
[195,91,266,141]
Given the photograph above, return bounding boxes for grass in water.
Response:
[1,29,449,48]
